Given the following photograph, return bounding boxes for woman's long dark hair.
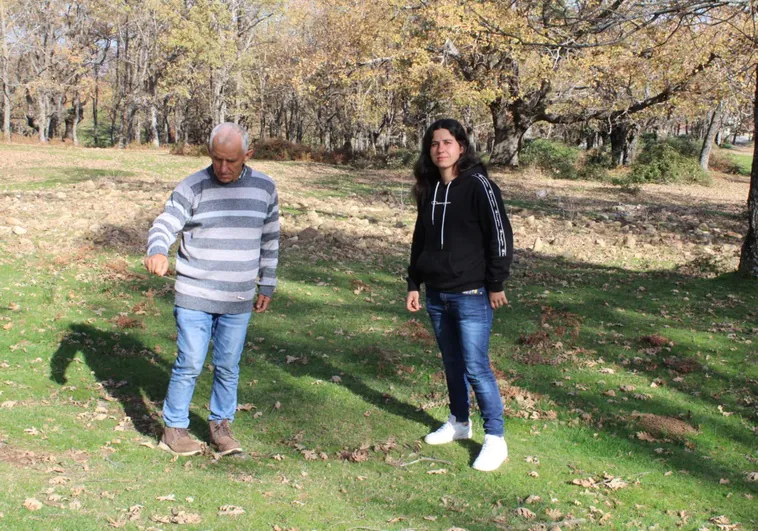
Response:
[412,118,484,207]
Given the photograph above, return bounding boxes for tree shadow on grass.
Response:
[49,323,204,441]
[498,252,758,491]
[245,286,445,441]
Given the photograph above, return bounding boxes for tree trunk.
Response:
[49,94,64,140]
[739,65,758,277]
[610,121,637,166]
[37,93,47,142]
[63,106,75,141]
[73,94,81,146]
[150,103,159,147]
[2,79,10,142]
[0,0,8,143]
[489,98,528,167]
[699,101,722,170]
[135,113,142,145]
[93,65,99,146]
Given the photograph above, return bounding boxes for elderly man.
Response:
[145,123,279,456]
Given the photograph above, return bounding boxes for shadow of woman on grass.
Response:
[49,323,205,440]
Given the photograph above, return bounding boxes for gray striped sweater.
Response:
[147,165,279,314]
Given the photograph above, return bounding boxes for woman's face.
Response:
[430,128,464,172]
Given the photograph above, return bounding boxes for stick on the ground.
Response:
[399,456,453,467]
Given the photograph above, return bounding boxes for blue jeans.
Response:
[426,288,504,436]
[162,307,251,428]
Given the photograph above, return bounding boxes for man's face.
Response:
[210,135,252,184]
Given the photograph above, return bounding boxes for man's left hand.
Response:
[489,291,508,310]
[254,294,271,313]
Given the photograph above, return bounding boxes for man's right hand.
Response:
[144,254,169,276]
[406,290,421,312]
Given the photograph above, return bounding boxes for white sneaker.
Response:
[472,434,508,471]
[424,414,472,445]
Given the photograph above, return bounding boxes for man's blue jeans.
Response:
[426,288,505,436]
[162,307,251,428]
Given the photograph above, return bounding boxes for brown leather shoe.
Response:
[159,427,202,456]
[209,419,242,456]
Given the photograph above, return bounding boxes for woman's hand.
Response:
[489,291,508,310]
[406,290,421,312]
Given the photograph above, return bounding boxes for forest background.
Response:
[3,0,758,273]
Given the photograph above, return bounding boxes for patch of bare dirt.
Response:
[632,413,698,438]
[0,147,750,276]
[663,356,703,374]
[490,167,748,274]
[0,441,57,469]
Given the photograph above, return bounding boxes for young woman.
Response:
[406,118,513,472]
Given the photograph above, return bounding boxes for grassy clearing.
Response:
[0,145,756,530]
[726,152,752,175]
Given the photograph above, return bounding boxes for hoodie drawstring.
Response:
[431,181,440,226]
[430,181,451,249]
[440,182,450,249]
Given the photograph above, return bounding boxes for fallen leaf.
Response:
[1,401,16,409]
[426,468,447,475]
[636,431,658,442]
[515,507,536,520]
[151,510,202,524]
[218,505,245,516]
[524,494,542,504]
[127,505,143,520]
[571,477,598,488]
[23,498,42,511]
[236,403,256,411]
[545,508,563,520]
[745,472,758,482]
[302,450,317,460]
[156,494,176,502]
[603,477,629,490]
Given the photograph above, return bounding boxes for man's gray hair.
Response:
[208,122,250,152]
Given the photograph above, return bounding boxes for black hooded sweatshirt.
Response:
[407,164,513,293]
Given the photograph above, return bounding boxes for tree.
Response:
[409,0,725,166]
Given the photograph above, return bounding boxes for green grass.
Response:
[727,152,752,175]
[0,147,756,530]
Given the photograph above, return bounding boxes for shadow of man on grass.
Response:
[49,323,204,440]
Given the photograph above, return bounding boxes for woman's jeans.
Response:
[426,288,505,436]
[162,307,251,428]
